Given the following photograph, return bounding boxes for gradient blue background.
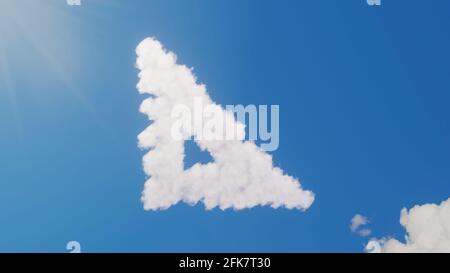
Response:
[0,0,449,252]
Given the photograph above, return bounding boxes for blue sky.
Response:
[0,0,449,252]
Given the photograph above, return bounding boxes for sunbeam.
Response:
[0,42,23,140]
[0,0,105,131]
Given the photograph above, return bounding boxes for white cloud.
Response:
[357,228,371,237]
[136,37,315,211]
[367,198,450,253]
[350,214,371,237]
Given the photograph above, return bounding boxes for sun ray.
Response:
[0,0,107,129]
[0,42,24,140]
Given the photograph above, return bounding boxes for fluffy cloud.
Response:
[136,37,315,211]
[367,198,450,253]
[357,228,372,237]
[350,214,371,237]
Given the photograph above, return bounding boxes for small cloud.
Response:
[357,228,371,237]
[366,197,450,253]
[350,214,371,237]
[350,214,369,232]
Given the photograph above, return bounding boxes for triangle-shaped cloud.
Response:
[136,37,314,211]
